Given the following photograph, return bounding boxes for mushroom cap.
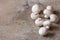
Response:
[50,14,58,23]
[46,5,53,11]
[31,13,39,20]
[39,27,47,36]
[32,4,40,13]
[43,20,51,26]
[35,18,43,26]
[43,9,52,16]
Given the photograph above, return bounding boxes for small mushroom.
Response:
[39,27,48,36]
[30,13,40,20]
[43,20,51,26]
[45,26,50,29]
[43,9,52,16]
[50,14,59,23]
[46,5,53,11]
[44,15,49,18]
[32,4,41,13]
[35,18,43,26]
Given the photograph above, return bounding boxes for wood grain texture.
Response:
[0,0,60,40]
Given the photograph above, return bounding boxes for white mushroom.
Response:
[30,13,40,20]
[46,5,53,11]
[43,20,51,26]
[39,27,48,36]
[50,14,59,23]
[35,18,43,26]
[32,4,40,13]
[43,9,52,16]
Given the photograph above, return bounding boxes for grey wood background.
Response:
[0,0,60,40]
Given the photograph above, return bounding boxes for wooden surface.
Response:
[0,0,60,40]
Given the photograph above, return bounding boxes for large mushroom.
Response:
[32,4,41,14]
[39,26,49,36]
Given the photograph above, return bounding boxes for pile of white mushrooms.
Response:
[30,4,59,36]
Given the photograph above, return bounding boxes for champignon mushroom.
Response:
[50,14,59,23]
[44,15,49,18]
[43,9,52,16]
[35,18,43,26]
[30,13,40,20]
[39,27,48,36]
[45,26,50,29]
[46,5,53,11]
[43,20,51,26]
[32,4,41,13]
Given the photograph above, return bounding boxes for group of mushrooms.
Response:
[30,4,59,36]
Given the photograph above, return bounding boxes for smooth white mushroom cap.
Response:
[31,13,39,20]
[32,4,40,13]
[35,18,43,26]
[43,20,51,26]
[43,9,52,16]
[39,27,47,36]
[50,14,58,23]
[46,5,53,11]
